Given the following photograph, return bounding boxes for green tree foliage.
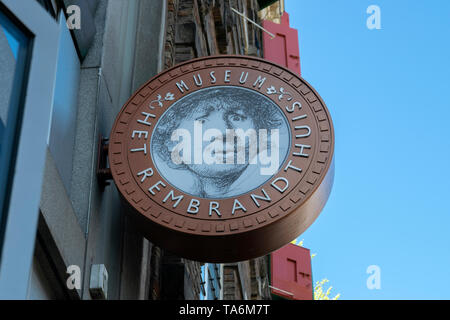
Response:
[290,239,341,300]
[314,279,341,300]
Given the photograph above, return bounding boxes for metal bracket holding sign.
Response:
[96,135,112,190]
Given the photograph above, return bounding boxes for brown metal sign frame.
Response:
[109,55,334,263]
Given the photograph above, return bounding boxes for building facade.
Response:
[0,0,285,300]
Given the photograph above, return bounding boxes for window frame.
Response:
[0,0,60,299]
[0,3,32,245]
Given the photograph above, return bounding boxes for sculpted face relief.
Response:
[152,86,290,199]
[109,56,334,262]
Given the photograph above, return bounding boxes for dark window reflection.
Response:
[0,8,32,246]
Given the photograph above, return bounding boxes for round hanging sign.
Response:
[109,55,334,262]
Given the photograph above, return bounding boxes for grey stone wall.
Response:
[37,0,270,300]
[38,0,166,300]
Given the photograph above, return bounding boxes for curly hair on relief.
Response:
[152,86,283,164]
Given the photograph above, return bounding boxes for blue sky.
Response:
[285,0,450,299]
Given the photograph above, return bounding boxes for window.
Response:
[0,2,32,251]
[0,0,60,299]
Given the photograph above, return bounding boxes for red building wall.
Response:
[263,11,312,300]
[270,243,313,300]
[262,12,301,76]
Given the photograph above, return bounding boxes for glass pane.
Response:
[0,9,31,230]
[0,22,18,126]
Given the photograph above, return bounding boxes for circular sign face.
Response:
[151,86,291,199]
[109,56,334,263]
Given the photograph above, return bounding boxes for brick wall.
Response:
[165,0,263,65]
